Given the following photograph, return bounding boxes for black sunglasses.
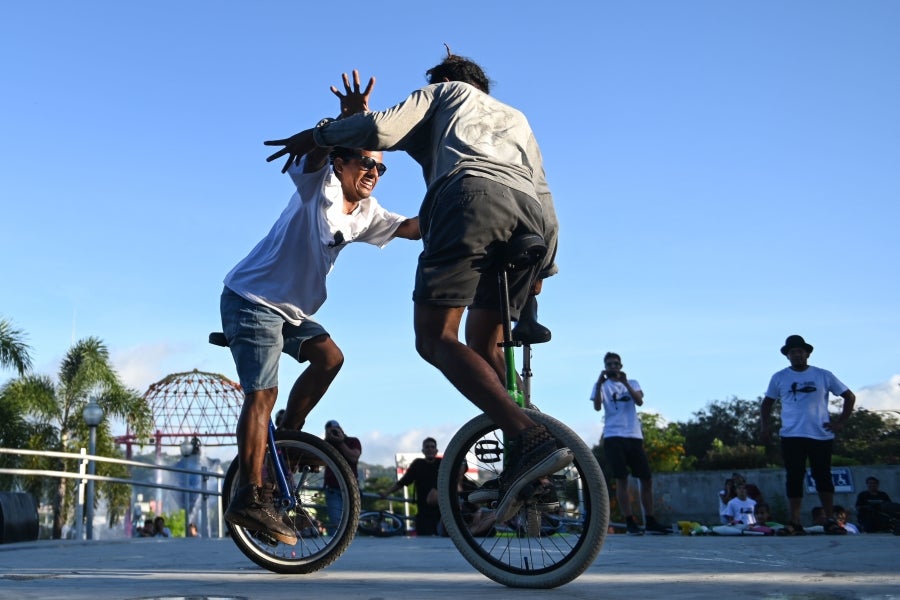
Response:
[347,154,387,176]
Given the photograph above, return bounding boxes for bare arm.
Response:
[825,390,856,433]
[760,396,776,442]
[393,216,421,240]
[619,372,644,406]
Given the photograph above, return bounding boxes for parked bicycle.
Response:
[436,234,610,588]
[210,332,360,574]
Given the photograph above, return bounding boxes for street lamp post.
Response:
[82,398,104,540]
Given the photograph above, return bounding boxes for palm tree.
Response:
[0,318,33,376]
[0,337,153,538]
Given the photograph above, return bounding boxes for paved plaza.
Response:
[0,533,898,600]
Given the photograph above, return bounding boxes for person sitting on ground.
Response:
[153,516,172,538]
[323,419,361,534]
[855,476,895,533]
[833,505,859,534]
[718,478,736,524]
[713,483,758,535]
[138,518,155,537]
[751,502,782,534]
[723,483,757,525]
[730,472,764,505]
[439,460,497,537]
[802,506,829,534]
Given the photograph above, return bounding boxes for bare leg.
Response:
[236,387,278,488]
[464,307,506,383]
[640,478,654,520]
[789,497,803,524]
[414,304,534,437]
[819,491,835,519]
[280,335,344,431]
[615,478,632,518]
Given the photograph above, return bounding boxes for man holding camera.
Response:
[591,352,669,535]
[323,420,362,533]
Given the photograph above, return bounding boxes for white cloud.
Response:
[854,374,900,417]
[112,341,187,392]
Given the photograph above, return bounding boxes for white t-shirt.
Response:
[723,496,757,525]
[224,159,406,325]
[591,379,643,439]
[764,365,849,440]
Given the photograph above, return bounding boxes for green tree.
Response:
[639,412,692,473]
[0,337,153,538]
[0,318,33,376]
[832,406,900,465]
[678,397,777,468]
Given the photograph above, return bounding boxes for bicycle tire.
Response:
[222,431,360,574]
[357,511,406,537]
[437,409,609,588]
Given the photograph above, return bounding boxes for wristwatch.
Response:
[315,117,335,130]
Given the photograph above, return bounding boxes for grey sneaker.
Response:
[468,478,500,504]
[493,425,574,523]
[225,484,298,545]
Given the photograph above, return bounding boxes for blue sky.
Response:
[2,1,898,466]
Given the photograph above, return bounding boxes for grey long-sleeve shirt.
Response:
[314,81,558,278]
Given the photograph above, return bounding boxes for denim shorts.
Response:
[220,287,328,393]
[414,177,545,320]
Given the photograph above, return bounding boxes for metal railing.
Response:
[0,446,225,540]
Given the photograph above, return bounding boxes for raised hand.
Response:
[331,69,375,117]
[264,129,316,174]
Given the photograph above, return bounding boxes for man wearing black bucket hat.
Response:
[760,335,855,533]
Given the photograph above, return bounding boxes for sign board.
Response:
[805,467,854,493]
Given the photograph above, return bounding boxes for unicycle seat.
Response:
[500,233,547,272]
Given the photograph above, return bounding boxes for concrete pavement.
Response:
[1,533,898,599]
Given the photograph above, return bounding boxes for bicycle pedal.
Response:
[474,440,502,464]
[251,530,280,547]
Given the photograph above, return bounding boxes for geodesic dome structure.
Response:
[143,369,243,447]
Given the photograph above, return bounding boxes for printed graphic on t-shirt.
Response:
[789,380,818,400]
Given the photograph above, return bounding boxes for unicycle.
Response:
[211,332,360,574]
[436,235,609,588]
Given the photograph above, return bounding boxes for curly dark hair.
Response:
[425,49,491,94]
[329,146,358,165]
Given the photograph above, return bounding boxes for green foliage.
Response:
[702,442,771,470]
[639,412,694,473]
[678,397,774,469]
[676,397,900,469]
[0,336,154,539]
[0,318,33,376]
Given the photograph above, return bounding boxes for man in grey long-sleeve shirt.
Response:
[266,52,570,522]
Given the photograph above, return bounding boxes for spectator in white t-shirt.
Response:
[760,334,855,534]
[591,352,669,535]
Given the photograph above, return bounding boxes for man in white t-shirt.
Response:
[760,334,855,533]
[591,352,669,535]
[221,76,420,545]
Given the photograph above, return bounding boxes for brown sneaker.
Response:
[225,484,298,545]
[493,425,573,522]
